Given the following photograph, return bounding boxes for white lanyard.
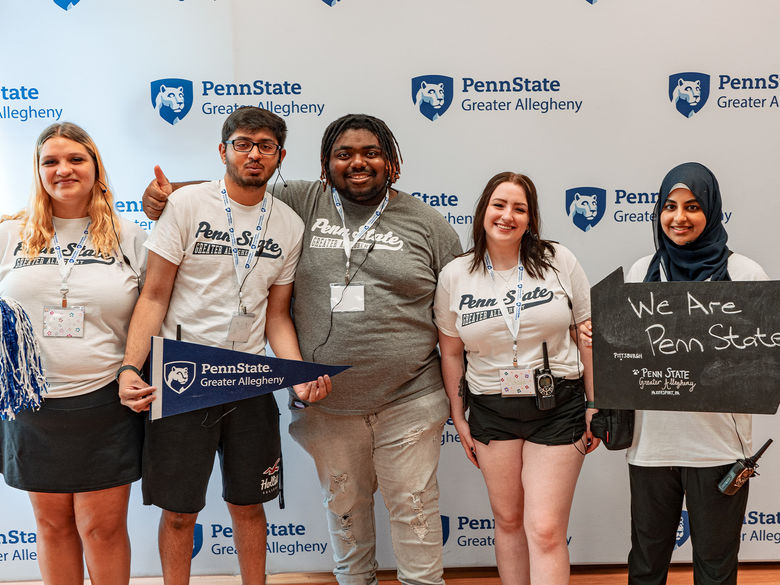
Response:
[331,187,388,283]
[220,181,268,308]
[52,221,91,308]
[485,251,524,366]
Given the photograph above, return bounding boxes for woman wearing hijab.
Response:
[585,162,768,585]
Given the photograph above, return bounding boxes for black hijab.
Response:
[644,162,731,282]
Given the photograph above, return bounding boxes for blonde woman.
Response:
[0,123,146,585]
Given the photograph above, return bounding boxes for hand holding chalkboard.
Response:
[591,268,780,414]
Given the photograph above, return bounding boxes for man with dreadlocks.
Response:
[143,113,462,585]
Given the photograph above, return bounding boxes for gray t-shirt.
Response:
[272,180,462,414]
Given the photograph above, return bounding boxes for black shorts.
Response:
[468,378,586,446]
[142,393,281,514]
[0,381,144,493]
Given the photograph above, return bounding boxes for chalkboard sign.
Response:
[591,268,780,414]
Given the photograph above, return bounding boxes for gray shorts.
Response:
[142,393,281,513]
[0,381,144,493]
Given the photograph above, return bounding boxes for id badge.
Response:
[43,305,85,338]
[227,312,255,343]
[500,367,534,398]
[330,282,365,312]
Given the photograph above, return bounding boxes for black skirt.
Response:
[0,381,144,493]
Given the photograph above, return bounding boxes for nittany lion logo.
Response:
[192,523,204,559]
[411,75,454,121]
[668,72,710,118]
[585,0,597,3]
[164,361,196,394]
[150,78,194,126]
[565,187,606,232]
[674,510,691,549]
[440,515,450,546]
[53,0,80,9]
[322,0,341,4]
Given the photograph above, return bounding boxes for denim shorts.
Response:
[468,378,586,446]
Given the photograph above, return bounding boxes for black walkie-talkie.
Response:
[534,342,556,411]
[718,438,773,495]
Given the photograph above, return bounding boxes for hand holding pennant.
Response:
[149,337,349,420]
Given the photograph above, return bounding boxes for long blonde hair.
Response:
[16,122,121,259]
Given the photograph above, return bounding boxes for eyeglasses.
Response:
[225,139,281,155]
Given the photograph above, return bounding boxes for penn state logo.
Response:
[585,0,597,3]
[191,523,204,559]
[440,515,451,546]
[668,72,710,118]
[411,75,454,121]
[164,361,196,394]
[150,78,194,126]
[53,0,80,9]
[322,0,341,4]
[674,510,691,549]
[565,187,606,232]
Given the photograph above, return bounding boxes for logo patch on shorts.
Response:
[260,458,281,492]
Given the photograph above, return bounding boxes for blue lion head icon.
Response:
[150,78,194,126]
[192,523,204,559]
[674,510,691,549]
[668,72,710,118]
[322,0,341,4]
[53,0,80,9]
[440,515,450,546]
[164,361,196,395]
[565,187,606,232]
[411,75,454,121]
[585,0,597,3]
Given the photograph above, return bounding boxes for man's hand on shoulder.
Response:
[143,165,173,221]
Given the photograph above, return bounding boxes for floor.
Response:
[5,564,779,584]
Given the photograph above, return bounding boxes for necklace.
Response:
[494,267,517,286]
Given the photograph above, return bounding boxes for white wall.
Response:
[1,0,779,579]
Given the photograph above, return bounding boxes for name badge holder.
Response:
[328,188,389,313]
[221,182,267,343]
[42,223,90,338]
[484,252,532,398]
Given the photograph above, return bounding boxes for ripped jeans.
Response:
[289,390,449,585]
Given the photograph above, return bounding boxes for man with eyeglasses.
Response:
[118,107,331,585]
[142,112,462,585]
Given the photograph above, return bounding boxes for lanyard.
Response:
[220,181,268,311]
[52,221,91,308]
[331,188,389,284]
[485,251,524,366]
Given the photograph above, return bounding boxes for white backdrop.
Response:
[1,0,779,579]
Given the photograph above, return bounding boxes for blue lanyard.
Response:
[331,188,388,283]
[485,251,524,366]
[52,220,91,307]
[220,181,268,308]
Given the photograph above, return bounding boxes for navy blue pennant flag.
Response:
[149,337,349,420]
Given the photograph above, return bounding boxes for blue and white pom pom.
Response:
[0,298,48,420]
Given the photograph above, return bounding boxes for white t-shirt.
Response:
[146,180,303,354]
[626,253,768,467]
[0,216,147,398]
[434,244,591,395]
